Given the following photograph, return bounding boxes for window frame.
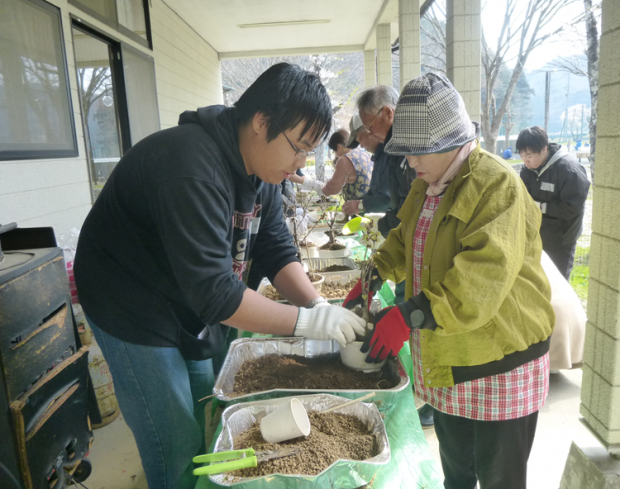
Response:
[120,42,161,146]
[71,18,132,155]
[0,0,79,161]
[68,0,153,50]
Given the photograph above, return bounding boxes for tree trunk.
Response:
[583,0,599,183]
[314,141,326,182]
[504,107,514,152]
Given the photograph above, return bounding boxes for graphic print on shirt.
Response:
[232,203,262,279]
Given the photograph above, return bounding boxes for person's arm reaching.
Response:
[272,261,320,306]
[222,286,367,347]
[321,156,355,196]
[289,173,325,195]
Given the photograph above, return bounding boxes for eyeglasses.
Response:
[363,107,384,134]
[275,122,315,159]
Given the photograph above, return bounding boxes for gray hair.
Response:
[356,85,399,115]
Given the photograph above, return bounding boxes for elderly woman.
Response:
[344,73,554,489]
[289,124,373,201]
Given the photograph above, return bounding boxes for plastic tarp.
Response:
[194,345,443,489]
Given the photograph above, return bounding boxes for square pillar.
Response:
[399,0,421,89]
[446,0,481,121]
[376,23,393,87]
[364,50,377,89]
[578,0,620,455]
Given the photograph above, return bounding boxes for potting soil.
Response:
[317,265,353,272]
[230,412,375,478]
[319,242,346,251]
[262,281,357,301]
[232,354,396,395]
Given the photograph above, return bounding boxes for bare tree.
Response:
[504,107,514,150]
[420,0,446,74]
[76,67,111,121]
[481,0,578,154]
[392,0,447,85]
[221,53,365,182]
[582,0,600,181]
[546,1,600,180]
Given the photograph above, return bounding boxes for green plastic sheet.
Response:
[195,346,442,489]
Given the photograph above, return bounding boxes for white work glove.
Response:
[295,207,316,223]
[300,177,325,196]
[294,305,366,348]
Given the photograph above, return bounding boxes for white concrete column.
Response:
[578,0,620,456]
[364,50,377,88]
[446,0,481,121]
[376,23,393,86]
[399,0,420,89]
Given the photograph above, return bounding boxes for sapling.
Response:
[342,216,382,327]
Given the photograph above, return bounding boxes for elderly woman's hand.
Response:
[361,293,438,362]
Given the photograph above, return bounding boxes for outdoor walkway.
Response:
[84,369,595,489]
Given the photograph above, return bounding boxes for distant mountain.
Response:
[526,58,592,136]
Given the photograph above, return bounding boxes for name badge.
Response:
[540,182,555,192]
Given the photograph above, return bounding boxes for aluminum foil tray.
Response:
[306,257,359,285]
[213,337,410,412]
[207,393,390,488]
[256,278,347,305]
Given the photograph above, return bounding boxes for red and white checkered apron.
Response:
[411,195,549,420]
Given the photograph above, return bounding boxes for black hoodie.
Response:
[74,106,298,360]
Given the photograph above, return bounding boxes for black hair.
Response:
[328,129,349,152]
[235,63,332,143]
[516,126,548,154]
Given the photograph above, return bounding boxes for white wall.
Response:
[0,0,222,238]
[150,0,223,129]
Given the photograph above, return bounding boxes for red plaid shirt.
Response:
[411,195,549,421]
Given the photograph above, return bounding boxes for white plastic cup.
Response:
[260,398,311,443]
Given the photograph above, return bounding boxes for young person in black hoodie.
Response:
[517,126,590,279]
[74,63,365,489]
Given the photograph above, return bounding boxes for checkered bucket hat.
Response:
[385,72,479,156]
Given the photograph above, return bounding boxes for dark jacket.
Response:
[378,127,417,237]
[74,106,298,360]
[361,148,391,213]
[520,143,590,250]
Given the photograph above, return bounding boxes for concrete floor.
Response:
[83,369,598,489]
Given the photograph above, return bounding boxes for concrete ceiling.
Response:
[162,0,425,59]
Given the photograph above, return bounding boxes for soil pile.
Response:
[262,280,357,301]
[319,242,346,251]
[318,265,353,272]
[230,411,375,477]
[320,280,357,299]
[233,354,396,395]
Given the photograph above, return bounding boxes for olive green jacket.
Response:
[374,145,555,387]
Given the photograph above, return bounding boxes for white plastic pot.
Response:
[299,245,319,259]
[317,247,352,259]
[260,398,311,443]
[308,273,325,294]
[340,341,386,372]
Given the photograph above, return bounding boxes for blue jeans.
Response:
[88,318,215,489]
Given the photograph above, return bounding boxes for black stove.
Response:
[0,224,95,489]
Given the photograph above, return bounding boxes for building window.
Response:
[69,0,152,49]
[0,0,78,161]
[121,45,160,146]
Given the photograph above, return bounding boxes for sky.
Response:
[479,0,593,71]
